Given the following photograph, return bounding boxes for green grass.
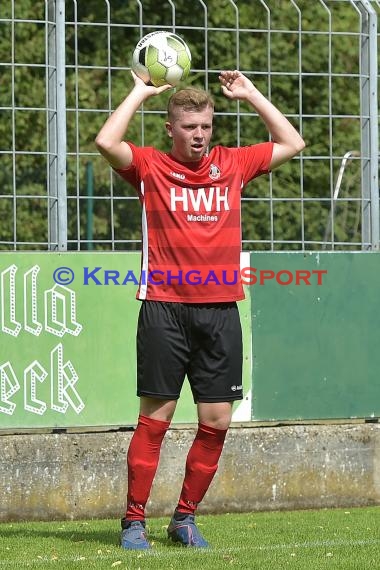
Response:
[0,507,379,569]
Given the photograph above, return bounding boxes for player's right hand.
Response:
[131,70,173,95]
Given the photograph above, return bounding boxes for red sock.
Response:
[126,414,170,520]
[176,422,227,515]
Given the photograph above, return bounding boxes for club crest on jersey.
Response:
[209,164,221,180]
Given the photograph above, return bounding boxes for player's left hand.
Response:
[219,70,255,100]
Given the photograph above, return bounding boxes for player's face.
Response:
[166,106,213,163]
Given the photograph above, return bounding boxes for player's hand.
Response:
[131,70,173,96]
[219,70,255,100]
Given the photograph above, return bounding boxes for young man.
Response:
[95,69,305,549]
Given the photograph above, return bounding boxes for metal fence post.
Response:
[47,0,67,251]
[357,0,379,251]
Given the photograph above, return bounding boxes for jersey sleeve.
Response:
[114,143,153,199]
[235,141,274,185]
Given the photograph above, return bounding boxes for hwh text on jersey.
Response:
[170,186,229,212]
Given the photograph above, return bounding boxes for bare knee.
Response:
[197,401,233,430]
[139,397,177,422]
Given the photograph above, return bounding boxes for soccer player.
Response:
[95,69,305,549]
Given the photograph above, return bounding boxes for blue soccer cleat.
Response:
[120,519,150,550]
[167,513,209,547]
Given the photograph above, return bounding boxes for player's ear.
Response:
[165,121,173,138]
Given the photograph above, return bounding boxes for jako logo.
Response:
[170,171,186,180]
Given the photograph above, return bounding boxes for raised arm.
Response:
[219,70,305,170]
[95,71,172,169]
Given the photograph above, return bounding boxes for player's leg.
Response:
[125,398,177,517]
[122,301,189,549]
[121,398,176,549]
[126,397,177,521]
[139,396,177,421]
[177,401,232,514]
[167,302,242,547]
[197,400,233,430]
[167,402,232,547]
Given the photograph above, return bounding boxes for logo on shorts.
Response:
[231,384,243,391]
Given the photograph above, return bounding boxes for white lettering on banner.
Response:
[1,265,21,337]
[0,343,84,416]
[24,265,43,336]
[24,360,48,415]
[51,343,84,414]
[44,285,82,337]
[170,187,229,212]
[0,264,84,417]
[0,362,20,415]
[1,264,82,338]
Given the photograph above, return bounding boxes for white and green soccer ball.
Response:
[132,31,192,87]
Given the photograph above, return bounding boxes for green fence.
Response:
[0,252,378,430]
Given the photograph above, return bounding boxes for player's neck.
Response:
[169,149,205,166]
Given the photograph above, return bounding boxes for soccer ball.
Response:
[132,31,191,87]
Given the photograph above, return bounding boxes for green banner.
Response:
[250,251,380,421]
[0,253,251,429]
[2,251,379,429]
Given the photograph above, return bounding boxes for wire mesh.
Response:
[0,0,378,251]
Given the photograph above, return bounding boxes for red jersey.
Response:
[116,142,273,302]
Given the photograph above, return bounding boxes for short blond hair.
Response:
[167,87,214,120]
